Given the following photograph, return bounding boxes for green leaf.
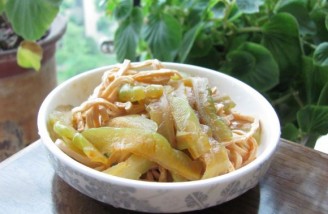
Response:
[310,8,328,43]
[0,0,6,13]
[211,2,226,19]
[274,0,305,8]
[114,8,143,62]
[301,56,315,104]
[186,48,221,70]
[304,133,321,148]
[228,3,243,22]
[182,0,210,14]
[227,34,250,52]
[235,0,264,14]
[5,0,62,41]
[281,123,300,142]
[143,13,182,61]
[227,51,255,75]
[326,14,328,30]
[271,90,301,125]
[297,105,328,135]
[313,63,328,94]
[189,33,213,58]
[106,0,119,14]
[262,13,302,80]
[318,83,328,105]
[313,42,328,66]
[178,23,203,62]
[17,41,43,71]
[226,42,279,92]
[301,56,328,104]
[177,1,205,28]
[275,0,317,36]
[114,0,133,21]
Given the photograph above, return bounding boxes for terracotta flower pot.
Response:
[0,16,66,161]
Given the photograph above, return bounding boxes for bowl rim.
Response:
[38,62,281,189]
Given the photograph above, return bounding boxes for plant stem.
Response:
[256,16,269,25]
[271,90,303,108]
[271,92,293,106]
[222,0,234,29]
[292,90,304,108]
[300,134,308,146]
[302,39,317,50]
[236,26,262,34]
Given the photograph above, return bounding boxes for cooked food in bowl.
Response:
[39,60,280,212]
[48,59,260,182]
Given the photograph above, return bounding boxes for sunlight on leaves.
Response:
[5,0,62,40]
[0,0,5,13]
[106,0,118,14]
[236,0,264,14]
[17,41,43,71]
[211,2,226,19]
[313,42,328,66]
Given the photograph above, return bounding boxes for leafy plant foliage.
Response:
[1,0,62,71]
[5,0,62,41]
[108,0,328,147]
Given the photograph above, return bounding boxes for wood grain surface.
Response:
[0,139,327,214]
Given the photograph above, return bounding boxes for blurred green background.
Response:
[56,0,117,83]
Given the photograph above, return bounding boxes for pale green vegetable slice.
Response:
[171,172,188,182]
[53,121,108,165]
[118,84,163,102]
[119,84,146,102]
[145,84,164,98]
[191,77,232,142]
[169,95,211,159]
[103,154,154,180]
[82,127,203,180]
[147,91,176,147]
[107,114,158,132]
[201,141,234,179]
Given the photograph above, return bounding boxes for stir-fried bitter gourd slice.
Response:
[53,121,108,165]
[107,114,158,132]
[169,95,211,159]
[103,154,154,180]
[118,84,163,102]
[191,77,232,142]
[82,127,203,180]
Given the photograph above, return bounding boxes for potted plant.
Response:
[106,0,328,148]
[0,0,66,161]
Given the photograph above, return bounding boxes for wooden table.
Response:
[1,139,327,214]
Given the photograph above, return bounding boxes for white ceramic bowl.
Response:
[38,62,280,213]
